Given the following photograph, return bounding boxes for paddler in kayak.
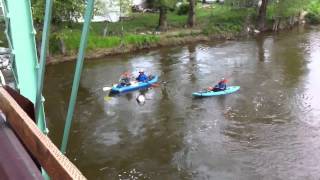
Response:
[136,69,148,82]
[208,78,227,92]
[118,72,131,87]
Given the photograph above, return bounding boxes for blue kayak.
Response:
[111,75,158,94]
[192,86,240,97]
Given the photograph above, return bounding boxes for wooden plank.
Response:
[0,115,43,180]
[0,87,86,180]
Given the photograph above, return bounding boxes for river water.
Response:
[44,26,320,180]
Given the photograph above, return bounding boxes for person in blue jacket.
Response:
[208,78,227,92]
[136,69,148,82]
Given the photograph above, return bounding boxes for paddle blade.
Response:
[103,87,112,91]
[151,83,160,87]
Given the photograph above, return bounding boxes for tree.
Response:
[119,0,132,34]
[31,0,85,27]
[31,0,100,54]
[147,0,177,31]
[187,0,196,27]
[257,0,269,31]
[158,6,168,31]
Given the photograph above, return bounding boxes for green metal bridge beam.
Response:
[4,0,96,158]
[60,0,95,154]
[3,0,52,178]
[35,0,54,179]
[4,0,38,100]
[3,0,47,132]
[35,0,53,134]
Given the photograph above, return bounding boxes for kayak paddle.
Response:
[150,83,161,87]
[102,87,112,91]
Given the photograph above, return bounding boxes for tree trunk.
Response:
[59,39,66,55]
[158,7,167,31]
[272,17,281,32]
[257,0,268,31]
[103,23,108,37]
[187,0,196,28]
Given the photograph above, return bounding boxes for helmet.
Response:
[221,78,227,83]
[139,69,144,73]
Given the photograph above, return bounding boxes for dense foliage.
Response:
[177,3,190,15]
[31,0,85,26]
[306,0,320,24]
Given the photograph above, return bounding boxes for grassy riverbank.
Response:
[1,2,319,63]
[64,5,253,36]
[48,5,255,63]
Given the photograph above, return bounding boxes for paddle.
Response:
[102,86,112,91]
[149,80,168,88]
[150,83,161,87]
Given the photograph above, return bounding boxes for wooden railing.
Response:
[0,87,86,179]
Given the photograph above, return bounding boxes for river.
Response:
[44,26,320,180]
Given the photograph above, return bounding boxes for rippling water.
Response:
[44,26,320,180]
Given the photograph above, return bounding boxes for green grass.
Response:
[67,13,159,36]
[201,5,255,34]
[68,12,188,35]
[61,4,253,36]
[50,29,160,54]
[50,4,256,54]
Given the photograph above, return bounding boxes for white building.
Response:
[132,0,144,5]
[91,0,145,22]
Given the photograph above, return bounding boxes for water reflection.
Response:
[296,29,320,127]
[256,35,266,62]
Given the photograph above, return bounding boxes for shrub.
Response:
[306,0,320,24]
[177,3,189,15]
[305,12,320,24]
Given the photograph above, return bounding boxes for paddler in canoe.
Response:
[207,78,227,92]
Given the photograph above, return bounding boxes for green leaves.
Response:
[306,0,320,24]
[267,0,311,19]
[31,0,85,25]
